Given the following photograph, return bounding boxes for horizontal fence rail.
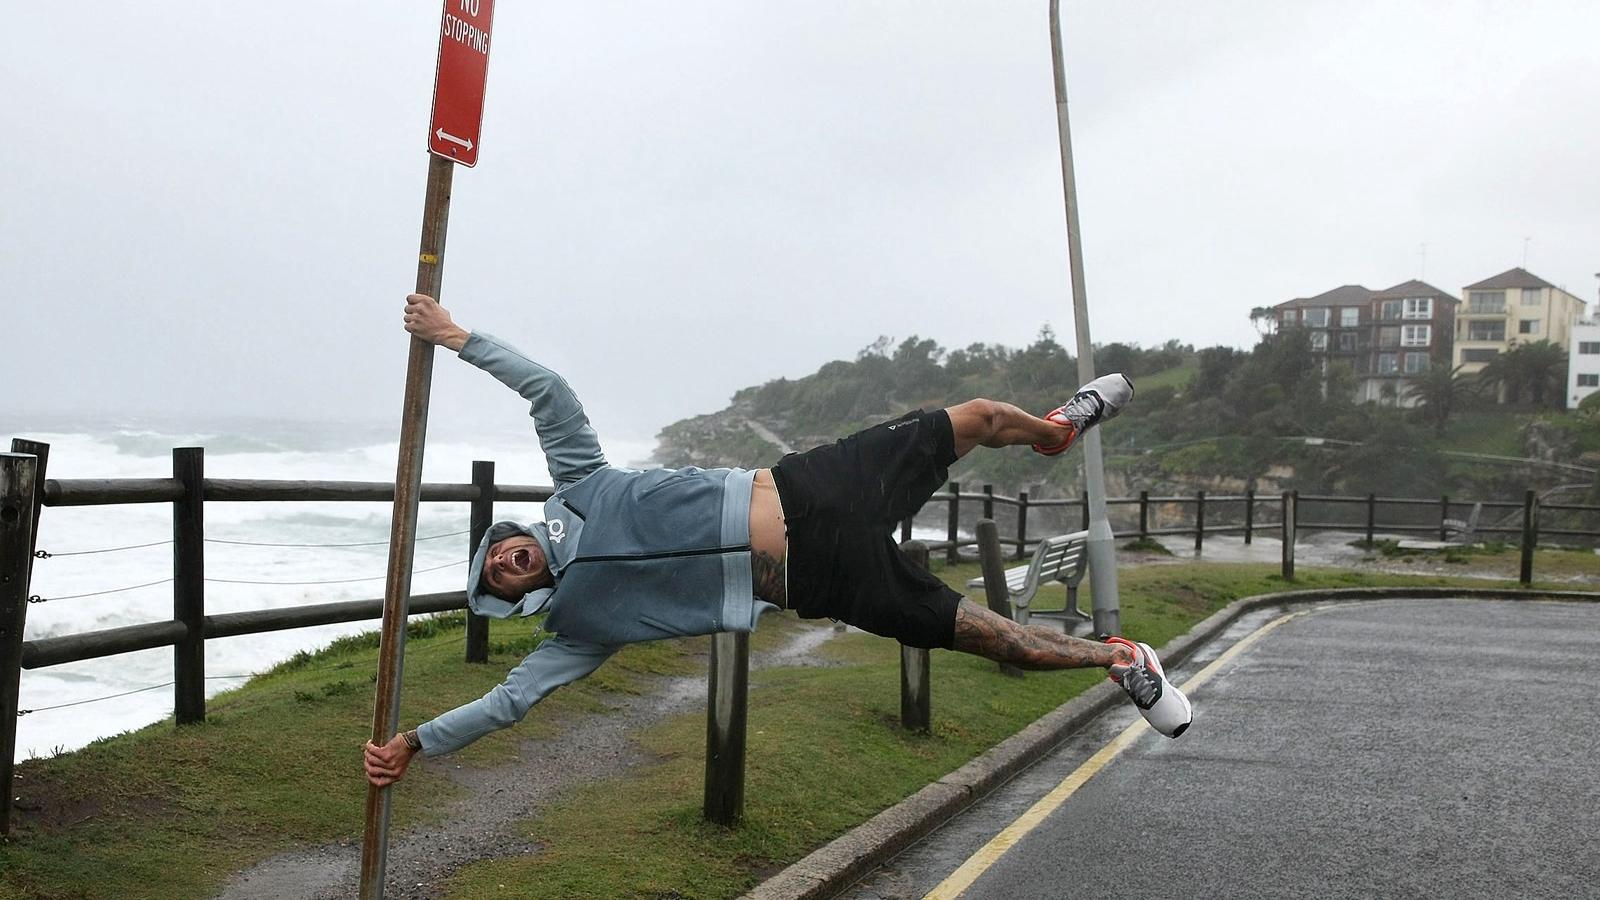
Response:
[46,478,555,506]
[918,484,1599,561]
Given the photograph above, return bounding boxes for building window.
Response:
[1404,353,1430,374]
[1310,331,1328,350]
[1302,308,1330,327]
[1519,319,1539,335]
[1378,353,1399,374]
[1578,341,1600,355]
[1340,307,1360,328]
[1402,297,1432,319]
[1579,374,1600,388]
[1467,320,1506,341]
[1282,310,1297,324]
[1338,332,1357,351]
[1378,327,1400,348]
[1522,287,1542,306]
[1380,300,1403,321]
[1468,291,1506,314]
[1461,348,1499,363]
[1401,324,1431,347]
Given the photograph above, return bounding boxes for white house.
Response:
[1569,315,1600,408]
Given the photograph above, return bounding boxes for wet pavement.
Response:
[841,597,1600,899]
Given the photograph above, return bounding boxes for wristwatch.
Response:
[401,729,422,753]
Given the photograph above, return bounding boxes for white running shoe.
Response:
[1106,636,1192,738]
[1032,373,1135,456]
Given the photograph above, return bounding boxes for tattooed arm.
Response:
[751,548,787,608]
[952,600,1131,670]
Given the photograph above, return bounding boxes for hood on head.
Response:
[466,520,556,618]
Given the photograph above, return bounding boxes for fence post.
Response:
[946,481,960,565]
[1439,494,1450,542]
[1015,491,1029,560]
[1080,491,1090,531]
[1194,490,1205,555]
[982,484,995,521]
[466,461,494,664]
[899,540,931,732]
[703,630,749,825]
[1281,490,1296,580]
[900,515,912,545]
[1138,490,1149,539]
[173,448,205,726]
[1244,487,1255,545]
[1519,489,1538,586]
[976,520,1024,678]
[1365,493,1376,545]
[10,440,47,585]
[1,452,40,835]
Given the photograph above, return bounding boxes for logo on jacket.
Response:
[548,518,566,544]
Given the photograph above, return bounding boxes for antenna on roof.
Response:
[1522,236,1531,267]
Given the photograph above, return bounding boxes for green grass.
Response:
[2,562,1590,899]
[0,612,724,900]
[1348,540,1600,579]
[1434,409,1538,456]
[1136,360,1198,393]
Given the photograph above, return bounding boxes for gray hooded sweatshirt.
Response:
[416,332,774,756]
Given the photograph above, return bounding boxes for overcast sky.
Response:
[5,0,1597,445]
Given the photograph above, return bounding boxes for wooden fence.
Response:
[908,480,1599,576]
[4,439,1599,833]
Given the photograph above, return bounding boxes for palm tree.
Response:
[1476,352,1523,405]
[1404,364,1469,434]
[1514,340,1567,407]
[1479,341,1568,407]
[1248,306,1278,336]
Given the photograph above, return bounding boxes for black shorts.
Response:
[771,408,963,650]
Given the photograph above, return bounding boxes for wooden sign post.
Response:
[360,2,495,897]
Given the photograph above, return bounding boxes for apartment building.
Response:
[1453,267,1589,375]
[1265,280,1457,405]
[1360,280,1459,404]
[1569,315,1600,408]
[1270,284,1373,374]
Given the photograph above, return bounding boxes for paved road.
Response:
[843,598,1600,899]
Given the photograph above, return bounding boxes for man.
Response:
[365,294,1189,787]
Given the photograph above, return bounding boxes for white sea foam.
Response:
[7,421,659,761]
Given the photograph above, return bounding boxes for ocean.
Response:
[4,415,659,762]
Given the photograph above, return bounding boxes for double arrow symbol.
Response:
[435,128,474,152]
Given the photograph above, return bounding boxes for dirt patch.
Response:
[7,774,106,834]
[215,621,840,900]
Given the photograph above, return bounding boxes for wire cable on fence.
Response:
[30,578,175,603]
[34,540,173,559]
[26,560,468,603]
[206,559,466,586]
[33,529,474,559]
[16,626,477,716]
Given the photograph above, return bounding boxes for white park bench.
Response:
[967,529,1092,630]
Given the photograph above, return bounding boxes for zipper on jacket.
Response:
[564,544,751,568]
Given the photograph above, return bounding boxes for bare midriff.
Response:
[749,469,787,565]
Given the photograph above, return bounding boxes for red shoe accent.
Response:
[1104,635,1140,683]
[1031,410,1078,456]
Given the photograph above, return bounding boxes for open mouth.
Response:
[508,547,533,574]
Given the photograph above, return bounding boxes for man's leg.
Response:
[945,399,1070,458]
[951,598,1131,670]
[946,374,1135,459]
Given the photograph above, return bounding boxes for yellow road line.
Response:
[923,609,1313,900]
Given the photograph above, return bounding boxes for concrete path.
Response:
[842,598,1600,899]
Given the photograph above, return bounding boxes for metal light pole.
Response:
[1048,0,1120,636]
